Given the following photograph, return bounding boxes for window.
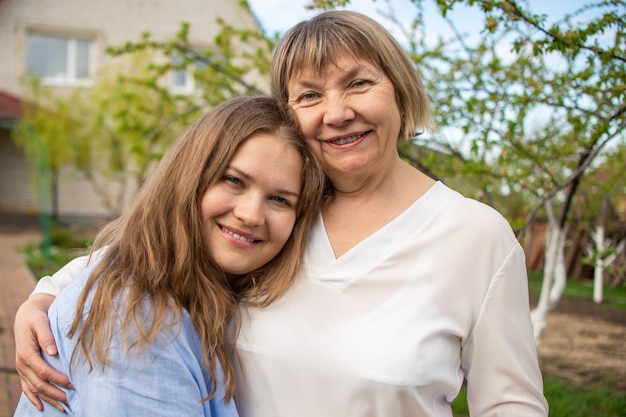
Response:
[171,64,194,94]
[26,33,93,86]
[170,52,209,95]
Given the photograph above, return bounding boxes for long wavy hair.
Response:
[272,10,435,140]
[68,96,326,401]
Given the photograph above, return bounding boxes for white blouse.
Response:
[34,182,548,417]
[234,182,548,417]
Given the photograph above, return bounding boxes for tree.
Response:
[435,0,625,343]
[14,51,191,216]
[13,19,273,216]
[582,145,626,302]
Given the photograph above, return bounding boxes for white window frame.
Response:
[26,33,94,87]
[169,50,212,95]
[170,66,196,95]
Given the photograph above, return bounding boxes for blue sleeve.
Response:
[68,309,239,417]
[15,270,239,417]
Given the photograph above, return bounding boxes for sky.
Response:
[247,0,596,45]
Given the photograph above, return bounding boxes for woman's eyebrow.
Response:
[230,166,301,198]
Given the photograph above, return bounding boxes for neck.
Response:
[329,159,431,202]
[321,161,435,258]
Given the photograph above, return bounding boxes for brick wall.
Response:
[0,132,37,214]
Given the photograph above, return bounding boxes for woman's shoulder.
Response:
[49,267,92,323]
[48,252,106,328]
[435,182,518,243]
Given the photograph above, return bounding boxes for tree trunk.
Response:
[593,197,609,303]
[531,201,567,345]
[592,224,605,304]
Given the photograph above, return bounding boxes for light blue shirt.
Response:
[14,265,239,417]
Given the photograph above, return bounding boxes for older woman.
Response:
[233,11,548,417]
[15,11,548,417]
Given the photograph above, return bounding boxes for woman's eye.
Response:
[351,79,370,88]
[270,196,293,207]
[224,176,242,186]
[300,91,319,102]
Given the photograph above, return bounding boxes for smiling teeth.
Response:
[332,135,360,145]
[223,227,255,243]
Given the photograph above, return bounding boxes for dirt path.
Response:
[536,295,626,391]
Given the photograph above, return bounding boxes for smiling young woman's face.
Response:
[200,133,303,275]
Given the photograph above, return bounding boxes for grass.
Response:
[543,377,626,417]
[528,271,626,310]
[451,377,626,416]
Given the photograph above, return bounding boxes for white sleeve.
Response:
[462,244,549,416]
[31,249,105,297]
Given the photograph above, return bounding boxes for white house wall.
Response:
[0,0,261,219]
[0,0,258,96]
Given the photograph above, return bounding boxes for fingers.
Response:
[33,315,58,356]
[38,392,68,413]
[15,343,71,398]
[16,346,72,389]
[20,379,67,413]
[14,294,71,411]
[20,379,43,412]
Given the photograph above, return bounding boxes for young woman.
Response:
[12,95,325,416]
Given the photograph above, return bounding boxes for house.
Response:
[0,0,262,220]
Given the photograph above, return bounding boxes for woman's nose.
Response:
[233,195,265,226]
[322,96,355,126]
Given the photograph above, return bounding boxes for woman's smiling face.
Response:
[287,54,402,184]
[200,132,303,275]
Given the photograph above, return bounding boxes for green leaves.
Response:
[13,0,624,239]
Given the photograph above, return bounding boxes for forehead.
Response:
[235,132,294,154]
[231,133,303,190]
[289,54,379,82]
[231,134,301,168]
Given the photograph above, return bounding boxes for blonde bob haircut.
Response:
[69,95,326,402]
[272,10,435,140]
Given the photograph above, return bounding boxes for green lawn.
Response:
[451,377,626,416]
[528,270,626,311]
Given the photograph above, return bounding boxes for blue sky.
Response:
[247,0,596,44]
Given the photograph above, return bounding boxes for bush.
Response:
[24,223,93,279]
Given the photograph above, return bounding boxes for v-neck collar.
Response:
[304,181,455,286]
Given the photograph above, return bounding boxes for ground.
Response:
[535,295,626,392]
